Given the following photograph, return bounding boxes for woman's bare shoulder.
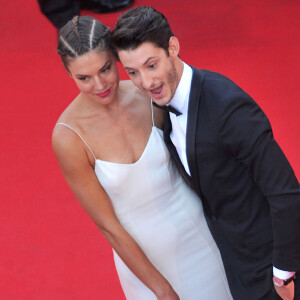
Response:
[52,121,96,176]
[52,95,87,161]
[119,80,164,127]
[119,80,150,102]
[52,121,80,158]
[54,94,81,125]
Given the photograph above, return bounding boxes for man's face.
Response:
[118,41,179,106]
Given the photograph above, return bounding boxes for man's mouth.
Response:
[149,84,163,98]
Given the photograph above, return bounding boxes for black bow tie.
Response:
[152,102,182,116]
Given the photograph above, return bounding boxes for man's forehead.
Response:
[118,43,163,67]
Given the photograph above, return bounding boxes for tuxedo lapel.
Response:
[163,111,192,184]
[186,66,204,189]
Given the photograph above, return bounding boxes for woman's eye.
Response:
[149,63,156,69]
[78,77,88,81]
[102,65,111,73]
[128,71,136,76]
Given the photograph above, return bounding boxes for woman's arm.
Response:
[52,126,179,299]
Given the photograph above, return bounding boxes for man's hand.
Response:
[274,280,294,300]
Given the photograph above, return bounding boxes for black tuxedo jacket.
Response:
[163,67,300,299]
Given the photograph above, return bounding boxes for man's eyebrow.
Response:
[143,56,157,65]
[124,56,158,70]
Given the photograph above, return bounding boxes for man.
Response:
[112,6,300,300]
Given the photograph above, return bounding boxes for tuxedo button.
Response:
[211,216,217,223]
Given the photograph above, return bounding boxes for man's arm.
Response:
[217,87,300,272]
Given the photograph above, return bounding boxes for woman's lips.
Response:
[96,89,110,98]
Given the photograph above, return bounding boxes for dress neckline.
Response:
[95,126,159,167]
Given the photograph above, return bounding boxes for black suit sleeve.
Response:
[217,88,300,271]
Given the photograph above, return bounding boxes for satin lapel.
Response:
[186,66,204,189]
[163,111,192,184]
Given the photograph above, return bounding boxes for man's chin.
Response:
[151,95,171,106]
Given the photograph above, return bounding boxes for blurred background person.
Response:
[38,0,134,29]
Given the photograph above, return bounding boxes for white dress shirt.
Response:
[169,62,192,175]
[167,61,295,280]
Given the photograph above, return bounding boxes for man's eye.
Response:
[149,63,156,69]
[78,77,88,81]
[128,71,136,76]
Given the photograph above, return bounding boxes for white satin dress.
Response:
[57,107,232,300]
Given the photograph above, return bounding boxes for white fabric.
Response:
[94,125,232,299]
[168,62,192,175]
[273,267,295,280]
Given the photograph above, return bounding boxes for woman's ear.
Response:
[168,36,180,58]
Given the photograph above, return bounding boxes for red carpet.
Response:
[0,0,299,299]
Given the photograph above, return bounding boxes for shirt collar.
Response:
[169,62,192,114]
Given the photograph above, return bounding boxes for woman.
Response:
[52,16,232,300]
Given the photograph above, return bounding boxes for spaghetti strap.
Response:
[55,122,97,161]
[150,98,155,126]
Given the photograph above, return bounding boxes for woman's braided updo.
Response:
[57,16,112,71]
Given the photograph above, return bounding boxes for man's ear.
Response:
[168,36,180,58]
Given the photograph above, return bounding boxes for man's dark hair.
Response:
[112,6,174,57]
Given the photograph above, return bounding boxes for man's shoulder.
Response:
[190,66,251,102]
[189,67,259,120]
[190,67,239,90]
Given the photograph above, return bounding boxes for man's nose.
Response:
[140,73,153,90]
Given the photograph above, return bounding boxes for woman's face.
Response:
[68,50,120,105]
